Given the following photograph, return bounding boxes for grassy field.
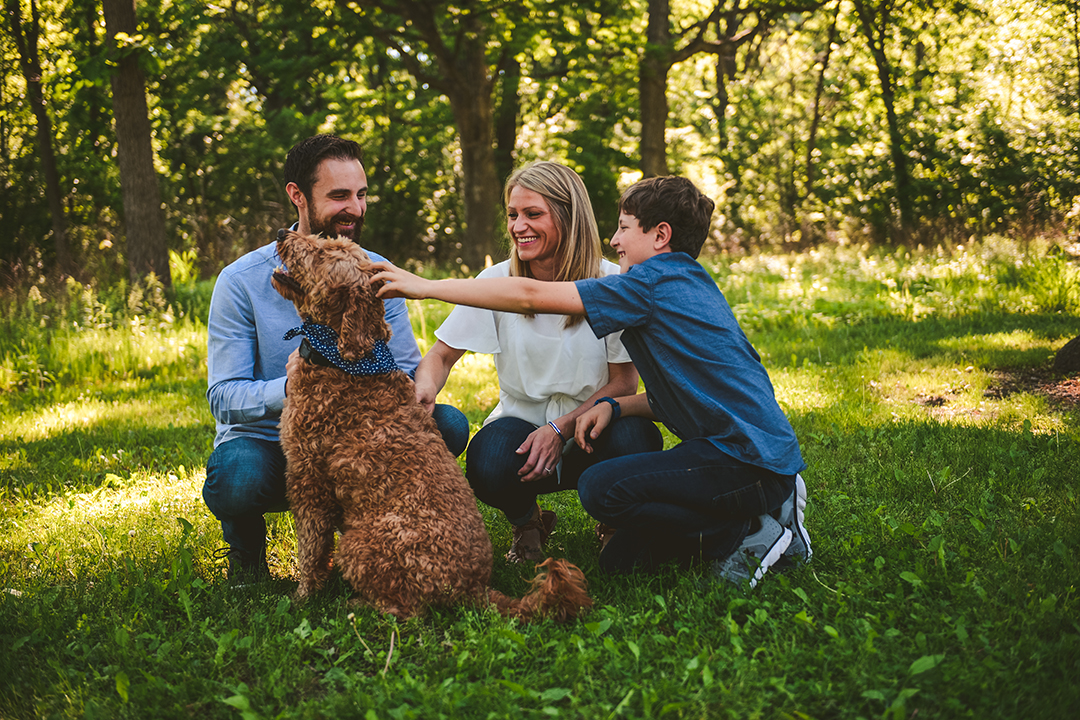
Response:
[1,238,1078,719]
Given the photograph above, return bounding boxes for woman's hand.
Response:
[516,423,565,482]
[370,261,430,300]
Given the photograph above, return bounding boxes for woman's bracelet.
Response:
[594,396,621,423]
[548,421,566,443]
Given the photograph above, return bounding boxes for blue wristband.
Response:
[594,396,621,423]
[547,421,566,443]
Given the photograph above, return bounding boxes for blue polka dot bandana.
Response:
[284,320,399,376]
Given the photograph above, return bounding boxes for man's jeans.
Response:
[578,437,795,574]
[465,416,664,526]
[203,403,470,567]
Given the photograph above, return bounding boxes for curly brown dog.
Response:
[271,229,591,621]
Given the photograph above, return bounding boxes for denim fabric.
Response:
[465,415,664,526]
[203,403,470,564]
[203,436,288,567]
[431,403,470,458]
[578,438,795,574]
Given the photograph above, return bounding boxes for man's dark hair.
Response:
[283,134,364,200]
[618,176,715,258]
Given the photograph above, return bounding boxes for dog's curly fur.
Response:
[272,230,591,621]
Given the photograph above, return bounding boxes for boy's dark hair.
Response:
[284,134,364,201]
[619,176,715,258]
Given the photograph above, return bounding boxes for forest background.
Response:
[3,2,1080,717]
[2,0,1079,292]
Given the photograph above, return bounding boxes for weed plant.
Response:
[1,237,1078,718]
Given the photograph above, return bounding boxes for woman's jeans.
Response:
[577,437,795,574]
[203,404,470,569]
[465,415,664,526]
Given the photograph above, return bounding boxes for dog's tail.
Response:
[486,558,593,622]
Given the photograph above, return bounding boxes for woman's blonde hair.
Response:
[506,162,603,327]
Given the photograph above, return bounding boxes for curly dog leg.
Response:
[290,474,341,600]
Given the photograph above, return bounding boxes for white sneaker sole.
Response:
[749,525,792,589]
[783,473,813,563]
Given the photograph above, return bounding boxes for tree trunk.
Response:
[804,7,839,198]
[1071,0,1080,118]
[852,0,915,240]
[102,0,172,288]
[4,0,74,276]
[447,72,502,270]
[640,0,671,177]
[494,56,521,190]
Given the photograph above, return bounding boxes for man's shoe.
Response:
[214,547,270,585]
[713,514,792,589]
[777,473,812,562]
[505,506,558,564]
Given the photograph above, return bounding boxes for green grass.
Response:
[2,237,1079,718]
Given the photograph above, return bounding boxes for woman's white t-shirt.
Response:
[436,259,631,429]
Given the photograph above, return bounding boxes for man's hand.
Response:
[414,378,438,414]
[285,348,302,395]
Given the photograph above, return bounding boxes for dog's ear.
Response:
[337,282,393,361]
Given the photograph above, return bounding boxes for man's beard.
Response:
[307,207,365,241]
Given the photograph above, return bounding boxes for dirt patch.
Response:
[983,367,1080,409]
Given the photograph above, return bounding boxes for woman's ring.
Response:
[544,467,552,474]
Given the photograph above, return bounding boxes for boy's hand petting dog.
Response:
[370,261,428,300]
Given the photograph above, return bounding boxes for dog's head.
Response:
[272,229,391,360]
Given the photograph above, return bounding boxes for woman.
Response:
[414,161,663,562]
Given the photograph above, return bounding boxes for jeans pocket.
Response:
[711,480,768,519]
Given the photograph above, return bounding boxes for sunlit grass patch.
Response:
[936,329,1059,368]
[0,470,211,580]
[438,351,499,427]
[770,365,835,412]
[5,388,207,442]
[2,240,1080,719]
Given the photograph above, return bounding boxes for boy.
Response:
[372,176,810,587]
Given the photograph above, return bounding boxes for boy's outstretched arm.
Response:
[370,261,586,316]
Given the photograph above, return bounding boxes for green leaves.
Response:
[908,653,945,676]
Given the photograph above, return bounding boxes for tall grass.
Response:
[1,237,1078,719]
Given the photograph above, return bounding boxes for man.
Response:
[203,134,469,580]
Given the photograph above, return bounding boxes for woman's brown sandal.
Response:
[594,522,617,551]
[506,507,558,563]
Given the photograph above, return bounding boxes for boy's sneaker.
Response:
[713,514,792,589]
[777,473,813,562]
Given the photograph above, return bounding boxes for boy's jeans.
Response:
[578,437,795,574]
[203,404,470,568]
